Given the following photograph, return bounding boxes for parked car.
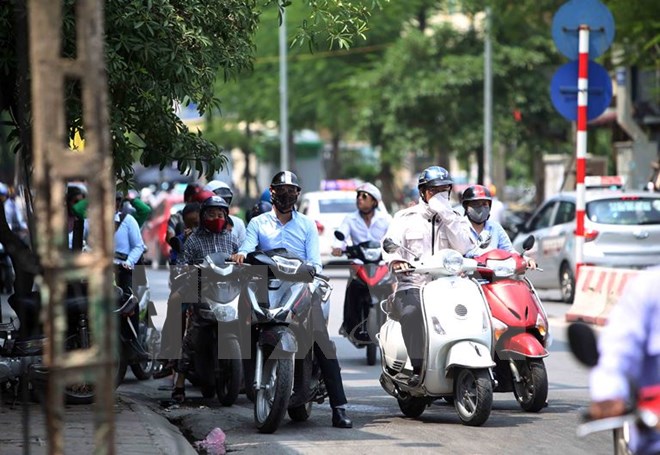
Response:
[512,190,660,302]
[298,190,389,264]
[142,193,184,267]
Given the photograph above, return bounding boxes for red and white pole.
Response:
[575,25,589,280]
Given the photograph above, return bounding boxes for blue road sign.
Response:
[552,0,615,60]
[550,60,613,122]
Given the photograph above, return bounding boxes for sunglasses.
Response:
[357,192,371,200]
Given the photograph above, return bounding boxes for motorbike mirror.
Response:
[478,231,492,249]
[567,322,599,367]
[334,230,345,241]
[382,238,399,254]
[383,238,420,261]
[522,235,535,251]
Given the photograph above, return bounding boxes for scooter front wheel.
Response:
[513,359,548,412]
[254,356,294,434]
[397,395,428,418]
[216,338,242,407]
[454,368,492,426]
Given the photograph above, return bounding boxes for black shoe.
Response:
[332,407,353,429]
[407,374,421,388]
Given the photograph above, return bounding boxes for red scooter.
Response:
[473,235,550,412]
[334,231,395,365]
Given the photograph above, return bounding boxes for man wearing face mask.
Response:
[461,185,536,269]
[232,171,353,429]
[164,195,239,402]
[382,166,476,387]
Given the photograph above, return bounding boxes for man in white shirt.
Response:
[332,183,391,340]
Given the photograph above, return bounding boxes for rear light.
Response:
[584,229,599,242]
[573,228,599,242]
[619,196,639,201]
[315,220,324,235]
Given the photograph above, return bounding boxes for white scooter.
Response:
[378,240,495,426]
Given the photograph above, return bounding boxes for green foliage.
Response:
[0,0,386,184]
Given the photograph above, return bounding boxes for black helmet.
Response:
[246,201,272,223]
[461,185,492,208]
[417,166,453,192]
[271,171,301,189]
[200,195,229,217]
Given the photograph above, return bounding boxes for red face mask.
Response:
[203,218,226,233]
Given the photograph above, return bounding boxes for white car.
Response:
[512,190,660,302]
[298,190,387,264]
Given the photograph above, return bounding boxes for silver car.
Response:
[512,190,660,302]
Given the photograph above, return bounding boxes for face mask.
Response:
[436,191,450,201]
[467,206,490,224]
[203,218,226,233]
[272,189,298,213]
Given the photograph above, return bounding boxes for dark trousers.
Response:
[394,288,424,371]
[115,265,139,340]
[342,279,368,336]
[310,301,348,408]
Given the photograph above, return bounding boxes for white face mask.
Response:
[436,191,450,200]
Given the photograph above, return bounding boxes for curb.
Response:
[119,396,198,455]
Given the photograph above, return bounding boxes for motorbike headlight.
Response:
[272,256,302,274]
[486,258,516,277]
[210,303,237,322]
[535,313,548,339]
[361,246,381,262]
[492,317,508,341]
[441,250,464,275]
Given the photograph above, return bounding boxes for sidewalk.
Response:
[0,394,197,454]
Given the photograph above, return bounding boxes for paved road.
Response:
[115,268,611,454]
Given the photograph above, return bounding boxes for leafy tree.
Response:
[0,0,386,295]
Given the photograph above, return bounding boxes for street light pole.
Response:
[483,6,493,187]
[279,4,289,171]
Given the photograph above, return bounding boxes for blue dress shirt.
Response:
[465,220,513,257]
[239,210,321,269]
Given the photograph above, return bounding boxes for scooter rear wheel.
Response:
[366,344,377,366]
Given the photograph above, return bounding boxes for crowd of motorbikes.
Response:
[12,228,655,443]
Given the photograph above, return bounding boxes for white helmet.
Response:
[204,180,233,205]
[356,182,382,204]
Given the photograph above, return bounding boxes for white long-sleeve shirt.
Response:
[332,209,391,249]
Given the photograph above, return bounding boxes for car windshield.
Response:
[587,197,660,225]
[318,199,356,214]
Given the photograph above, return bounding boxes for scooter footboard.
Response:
[445,341,494,372]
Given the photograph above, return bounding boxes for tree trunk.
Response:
[378,163,397,212]
[328,132,341,179]
[243,123,253,203]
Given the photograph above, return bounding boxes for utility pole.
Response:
[483,6,493,187]
[279,3,289,171]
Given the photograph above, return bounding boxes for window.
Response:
[554,201,576,225]
[529,202,556,231]
[587,197,660,225]
[318,199,356,214]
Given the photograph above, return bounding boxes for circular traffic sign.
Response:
[552,0,615,60]
[550,60,613,122]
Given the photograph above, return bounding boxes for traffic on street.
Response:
[110,267,609,454]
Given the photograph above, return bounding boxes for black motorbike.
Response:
[242,248,331,434]
[334,231,395,365]
[1,284,125,404]
[176,252,243,406]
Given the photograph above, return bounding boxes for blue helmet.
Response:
[417,166,453,192]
